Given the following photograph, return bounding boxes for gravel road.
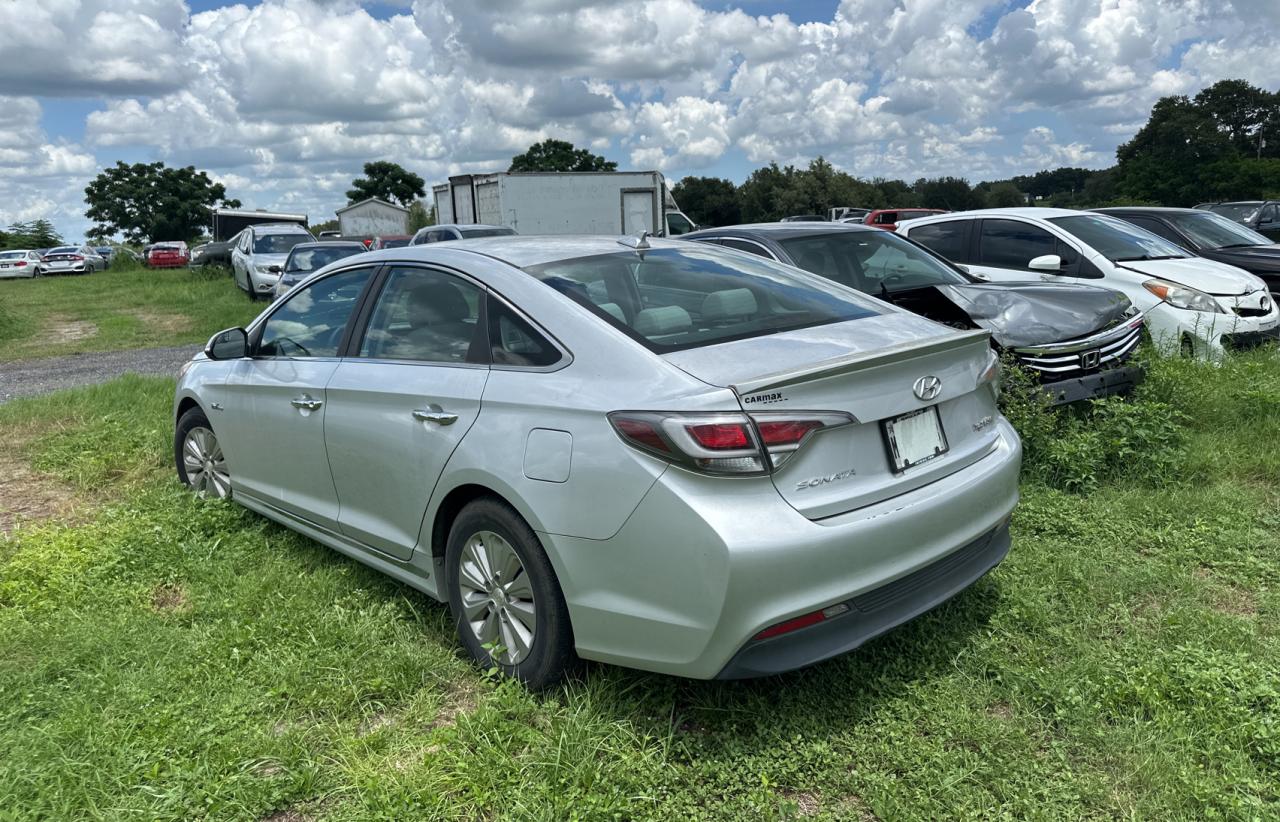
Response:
[0,345,200,404]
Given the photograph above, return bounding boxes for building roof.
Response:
[336,197,410,215]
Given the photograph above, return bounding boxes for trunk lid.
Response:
[663,318,1002,519]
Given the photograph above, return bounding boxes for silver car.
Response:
[0,249,43,278]
[174,236,1021,686]
[230,223,316,299]
[41,245,106,275]
[409,224,516,245]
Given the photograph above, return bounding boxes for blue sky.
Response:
[1,0,1276,240]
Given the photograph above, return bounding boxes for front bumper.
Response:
[1040,364,1144,405]
[1220,325,1280,351]
[540,418,1022,679]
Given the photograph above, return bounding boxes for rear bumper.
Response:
[716,520,1010,679]
[541,418,1021,679]
[1040,364,1144,405]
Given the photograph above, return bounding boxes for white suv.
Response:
[899,208,1278,357]
[230,223,316,299]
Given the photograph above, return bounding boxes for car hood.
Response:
[934,282,1132,348]
[1117,257,1259,295]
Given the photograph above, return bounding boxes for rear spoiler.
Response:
[730,329,990,396]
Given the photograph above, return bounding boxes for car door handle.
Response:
[413,405,458,426]
[290,395,323,410]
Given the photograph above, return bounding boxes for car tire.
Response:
[175,407,231,499]
[445,498,576,689]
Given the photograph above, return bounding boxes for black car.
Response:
[1097,207,1280,299]
[1194,201,1280,242]
[683,223,1146,405]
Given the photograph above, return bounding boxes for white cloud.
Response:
[3,0,1279,240]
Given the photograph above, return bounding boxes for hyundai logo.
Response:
[912,375,942,401]
[1079,350,1101,369]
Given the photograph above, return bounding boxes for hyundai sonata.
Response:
[174,236,1021,686]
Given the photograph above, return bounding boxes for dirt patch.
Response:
[987,701,1015,721]
[430,682,479,730]
[127,310,192,336]
[0,434,85,535]
[781,790,822,816]
[44,315,99,344]
[259,810,312,822]
[1194,566,1258,617]
[150,582,190,614]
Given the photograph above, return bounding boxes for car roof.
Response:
[685,222,879,241]
[360,235,697,269]
[252,222,312,234]
[1093,206,1203,215]
[289,241,366,250]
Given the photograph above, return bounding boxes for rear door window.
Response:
[357,267,486,364]
[906,220,970,262]
[526,246,882,353]
[977,219,1059,270]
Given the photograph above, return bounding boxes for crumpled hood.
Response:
[935,282,1132,348]
[1117,257,1259,295]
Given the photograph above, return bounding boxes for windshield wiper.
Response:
[1114,254,1183,262]
[1217,243,1263,249]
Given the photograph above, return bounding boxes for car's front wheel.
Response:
[175,407,231,499]
[445,498,576,688]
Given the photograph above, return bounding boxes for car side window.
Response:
[358,267,486,364]
[257,266,374,358]
[720,239,775,259]
[907,220,970,262]
[1126,217,1186,247]
[977,219,1059,270]
[1261,204,1278,225]
[487,295,562,368]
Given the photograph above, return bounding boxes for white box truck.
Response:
[432,172,698,237]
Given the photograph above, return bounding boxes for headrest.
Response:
[633,306,692,336]
[701,288,757,320]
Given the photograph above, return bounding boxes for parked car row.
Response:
[169,198,1279,689]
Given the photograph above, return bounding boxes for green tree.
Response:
[509,139,617,172]
[310,218,339,235]
[5,219,63,248]
[346,161,426,207]
[84,162,239,243]
[985,182,1027,207]
[1193,79,1280,158]
[913,177,986,210]
[407,200,435,233]
[671,177,740,227]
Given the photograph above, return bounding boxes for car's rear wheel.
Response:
[445,498,575,688]
[175,407,230,499]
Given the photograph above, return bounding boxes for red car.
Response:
[863,209,948,232]
[147,242,190,268]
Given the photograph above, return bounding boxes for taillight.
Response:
[14,261,26,267]
[608,410,853,475]
[71,254,84,261]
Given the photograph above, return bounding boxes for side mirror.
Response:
[267,265,281,273]
[205,327,248,360]
[1028,254,1062,272]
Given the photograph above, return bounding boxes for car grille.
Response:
[1233,305,1270,317]
[1012,321,1143,381]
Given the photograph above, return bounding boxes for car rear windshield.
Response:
[525,246,882,353]
[285,246,365,272]
[255,233,312,254]
[460,227,515,238]
[1168,212,1270,249]
[379,238,411,248]
[49,247,77,254]
[0,251,23,260]
[778,230,967,295]
[1047,214,1188,262]
[1207,203,1261,222]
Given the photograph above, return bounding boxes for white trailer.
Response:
[432,172,697,237]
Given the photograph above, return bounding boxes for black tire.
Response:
[175,407,231,498]
[445,498,576,688]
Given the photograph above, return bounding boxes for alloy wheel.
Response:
[182,426,230,498]
[457,530,537,664]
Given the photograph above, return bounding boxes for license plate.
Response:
[884,406,948,472]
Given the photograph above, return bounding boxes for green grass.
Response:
[0,259,261,361]
[1,354,1278,819]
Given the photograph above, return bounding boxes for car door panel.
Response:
[325,362,488,559]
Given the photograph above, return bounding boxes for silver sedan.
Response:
[173,236,1021,686]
